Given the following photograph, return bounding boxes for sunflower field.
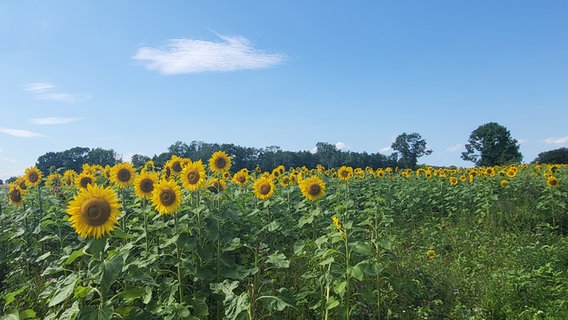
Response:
[1,152,567,319]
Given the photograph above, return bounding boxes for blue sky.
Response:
[1,1,567,180]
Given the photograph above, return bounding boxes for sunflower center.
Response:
[28,172,39,183]
[340,171,349,177]
[172,162,182,173]
[81,198,111,226]
[237,175,246,184]
[307,183,321,196]
[215,157,226,169]
[9,190,22,203]
[186,171,199,184]
[118,169,131,182]
[19,180,27,190]
[140,178,154,193]
[160,189,176,206]
[259,183,271,195]
[80,177,93,188]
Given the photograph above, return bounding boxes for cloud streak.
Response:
[0,127,43,138]
[30,117,83,125]
[23,82,84,102]
[544,137,568,144]
[133,35,286,74]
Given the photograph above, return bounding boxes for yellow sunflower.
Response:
[134,171,158,199]
[75,172,96,189]
[110,162,136,188]
[337,166,353,182]
[500,179,509,188]
[151,179,183,214]
[207,178,226,194]
[300,176,326,201]
[16,177,27,191]
[253,176,276,200]
[24,166,43,187]
[547,176,559,188]
[208,151,232,174]
[232,169,249,186]
[8,183,25,207]
[449,177,458,185]
[45,173,62,190]
[63,169,77,186]
[166,155,185,176]
[181,160,207,191]
[66,183,121,239]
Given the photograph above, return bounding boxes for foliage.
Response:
[461,122,523,166]
[533,147,568,164]
[390,132,432,169]
[3,155,568,319]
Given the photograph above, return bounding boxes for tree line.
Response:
[10,122,566,184]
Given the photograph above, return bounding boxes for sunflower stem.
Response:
[143,199,150,253]
[174,213,184,303]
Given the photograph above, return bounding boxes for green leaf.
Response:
[74,286,93,299]
[78,301,114,320]
[64,249,85,265]
[319,256,335,266]
[19,309,36,319]
[223,238,242,252]
[0,309,19,320]
[101,253,124,295]
[266,252,289,269]
[347,264,364,281]
[351,241,373,256]
[333,280,347,296]
[49,273,79,307]
[325,296,339,310]
[59,301,80,320]
[35,251,51,262]
[3,286,26,306]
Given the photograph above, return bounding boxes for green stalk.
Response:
[174,213,184,303]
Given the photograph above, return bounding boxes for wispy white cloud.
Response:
[0,127,43,138]
[544,137,568,145]
[23,82,86,102]
[446,144,463,152]
[335,141,348,150]
[30,117,83,125]
[133,35,286,74]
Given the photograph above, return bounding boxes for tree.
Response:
[391,132,432,169]
[532,148,568,164]
[86,148,118,167]
[131,154,151,168]
[461,122,522,166]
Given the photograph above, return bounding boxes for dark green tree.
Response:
[131,154,151,168]
[86,148,118,167]
[461,122,522,166]
[532,147,568,164]
[391,132,432,169]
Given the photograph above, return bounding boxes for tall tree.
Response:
[461,122,522,166]
[391,132,432,169]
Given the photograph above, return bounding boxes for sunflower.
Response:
[253,176,276,200]
[547,176,559,188]
[8,183,25,206]
[376,169,386,178]
[207,178,226,194]
[449,177,458,185]
[110,162,136,188]
[75,172,96,189]
[500,179,509,188]
[181,160,206,191]
[66,183,121,239]
[232,169,249,186]
[166,155,185,176]
[337,166,353,182]
[209,151,232,174]
[45,173,62,190]
[279,175,291,187]
[16,177,27,191]
[300,176,326,201]
[134,171,158,199]
[151,179,183,215]
[63,170,77,186]
[24,166,43,187]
